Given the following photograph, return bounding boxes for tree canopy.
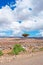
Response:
[22,33,29,37]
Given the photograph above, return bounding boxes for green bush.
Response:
[39,47,43,51]
[0,50,3,56]
[12,44,25,55]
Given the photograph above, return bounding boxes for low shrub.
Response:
[12,44,25,55]
[39,47,43,51]
[0,50,3,56]
[8,44,25,55]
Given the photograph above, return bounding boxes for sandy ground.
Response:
[0,38,43,65]
[0,52,43,65]
[0,38,43,48]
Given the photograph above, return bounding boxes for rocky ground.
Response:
[0,38,43,65]
[0,52,43,65]
[0,38,43,48]
[0,38,43,53]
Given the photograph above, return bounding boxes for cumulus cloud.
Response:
[0,5,22,36]
[36,30,43,37]
[23,18,43,30]
[31,0,43,15]
[40,30,43,36]
[0,0,43,37]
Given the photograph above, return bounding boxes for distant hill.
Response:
[0,36,43,39]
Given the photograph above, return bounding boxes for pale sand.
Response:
[0,52,43,65]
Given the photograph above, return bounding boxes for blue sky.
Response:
[0,0,43,37]
[0,0,16,9]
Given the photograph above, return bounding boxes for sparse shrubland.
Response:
[8,44,25,55]
[0,50,3,56]
[39,47,43,51]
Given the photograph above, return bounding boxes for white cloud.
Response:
[36,30,43,37]
[0,0,43,36]
[21,17,43,31]
[0,32,6,36]
[39,30,43,36]
[0,5,22,36]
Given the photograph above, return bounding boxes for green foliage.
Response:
[0,50,3,56]
[39,47,43,51]
[22,33,29,37]
[12,44,25,55]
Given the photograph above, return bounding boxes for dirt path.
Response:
[0,52,43,65]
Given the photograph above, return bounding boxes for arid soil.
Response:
[0,52,43,65]
[0,38,43,47]
[0,38,43,65]
[0,38,43,53]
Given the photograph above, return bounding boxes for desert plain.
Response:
[0,38,43,65]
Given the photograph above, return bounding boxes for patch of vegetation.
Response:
[39,47,43,51]
[7,50,15,55]
[32,48,35,52]
[32,48,39,52]
[8,44,25,55]
[32,47,43,52]
[0,50,3,56]
[22,33,29,37]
